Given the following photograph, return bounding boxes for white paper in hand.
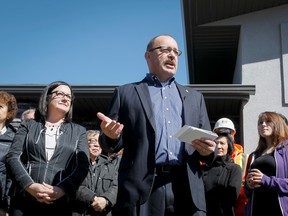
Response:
[174,125,218,144]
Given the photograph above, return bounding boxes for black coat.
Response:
[202,156,242,216]
[0,125,15,211]
[6,120,90,216]
[72,154,118,216]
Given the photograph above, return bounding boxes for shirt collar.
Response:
[0,126,7,135]
[146,73,175,87]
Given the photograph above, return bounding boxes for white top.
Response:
[45,126,60,161]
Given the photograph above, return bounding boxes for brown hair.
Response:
[256,111,288,154]
[0,91,18,125]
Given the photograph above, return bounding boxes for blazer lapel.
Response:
[135,82,156,132]
[176,83,191,125]
[176,82,190,103]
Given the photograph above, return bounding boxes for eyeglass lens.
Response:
[51,91,72,100]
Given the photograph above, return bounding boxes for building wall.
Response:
[203,5,288,154]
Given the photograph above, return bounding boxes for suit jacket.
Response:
[6,120,90,215]
[0,125,15,211]
[99,77,214,211]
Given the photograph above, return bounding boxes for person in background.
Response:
[6,81,90,216]
[213,117,248,216]
[0,91,18,216]
[20,108,35,122]
[72,130,118,216]
[202,133,242,216]
[97,34,217,216]
[9,118,21,131]
[213,118,247,171]
[244,111,288,216]
[10,108,36,131]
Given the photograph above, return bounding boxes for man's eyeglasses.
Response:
[50,91,73,101]
[148,46,182,56]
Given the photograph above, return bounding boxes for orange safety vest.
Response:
[232,144,249,180]
[232,144,249,216]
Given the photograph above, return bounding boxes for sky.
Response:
[0,0,188,85]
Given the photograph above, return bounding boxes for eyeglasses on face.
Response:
[148,46,182,56]
[50,91,72,101]
[88,139,99,144]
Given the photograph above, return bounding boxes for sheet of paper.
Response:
[174,125,218,144]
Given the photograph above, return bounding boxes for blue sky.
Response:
[0,0,188,85]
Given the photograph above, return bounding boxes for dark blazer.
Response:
[99,77,213,211]
[6,120,90,215]
[0,125,15,212]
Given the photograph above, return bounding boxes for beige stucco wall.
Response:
[203,5,288,154]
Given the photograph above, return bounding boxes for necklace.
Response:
[46,125,57,131]
[45,121,63,131]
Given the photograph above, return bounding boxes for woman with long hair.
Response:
[244,111,288,216]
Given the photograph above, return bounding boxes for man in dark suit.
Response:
[97,34,217,216]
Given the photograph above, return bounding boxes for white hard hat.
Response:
[213,117,236,136]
